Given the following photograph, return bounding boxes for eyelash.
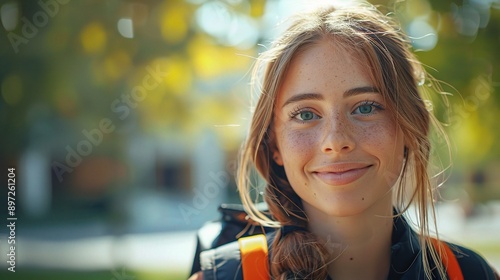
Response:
[288,106,317,122]
[287,100,385,122]
[354,100,385,115]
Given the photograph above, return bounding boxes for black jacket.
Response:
[200,214,498,279]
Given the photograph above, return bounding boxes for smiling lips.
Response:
[313,163,372,186]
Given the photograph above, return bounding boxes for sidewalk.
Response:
[0,230,197,272]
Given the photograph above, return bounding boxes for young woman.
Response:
[190,3,499,280]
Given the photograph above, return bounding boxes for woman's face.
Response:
[272,40,405,217]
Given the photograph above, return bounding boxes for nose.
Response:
[321,114,356,154]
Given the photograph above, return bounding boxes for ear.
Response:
[272,149,284,166]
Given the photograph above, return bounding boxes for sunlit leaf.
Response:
[159,2,191,44]
[80,21,107,54]
[250,0,266,18]
[188,34,254,79]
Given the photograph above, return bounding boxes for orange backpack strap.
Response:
[238,234,270,280]
[430,237,464,280]
[238,234,464,280]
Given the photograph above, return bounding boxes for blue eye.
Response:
[353,101,384,115]
[357,104,373,114]
[298,111,316,121]
[289,108,320,122]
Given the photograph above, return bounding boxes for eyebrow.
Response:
[344,86,379,97]
[281,93,324,108]
[281,86,380,108]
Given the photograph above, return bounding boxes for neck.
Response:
[304,197,393,280]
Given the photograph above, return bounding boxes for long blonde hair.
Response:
[238,3,449,279]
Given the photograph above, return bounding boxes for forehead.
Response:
[277,39,373,102]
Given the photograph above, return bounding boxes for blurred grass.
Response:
[466,243,500,267]
[0,269,188,280]
[468,243,500,255]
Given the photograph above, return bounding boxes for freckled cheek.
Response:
[354,121,393,145]
[359,122,402,164]
[279,128,317,161]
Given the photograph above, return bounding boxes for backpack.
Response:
[190,204,464,280]
[190,203,274,275]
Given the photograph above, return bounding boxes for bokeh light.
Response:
[1,0,499,279]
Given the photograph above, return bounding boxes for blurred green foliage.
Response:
[0,0,499,278]
[0,0,499,203]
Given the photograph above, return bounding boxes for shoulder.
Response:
[200,240,243,280]
[200,232,276,280]
[448,242,499,280]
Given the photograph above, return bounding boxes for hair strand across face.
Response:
[237,4,450,279]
